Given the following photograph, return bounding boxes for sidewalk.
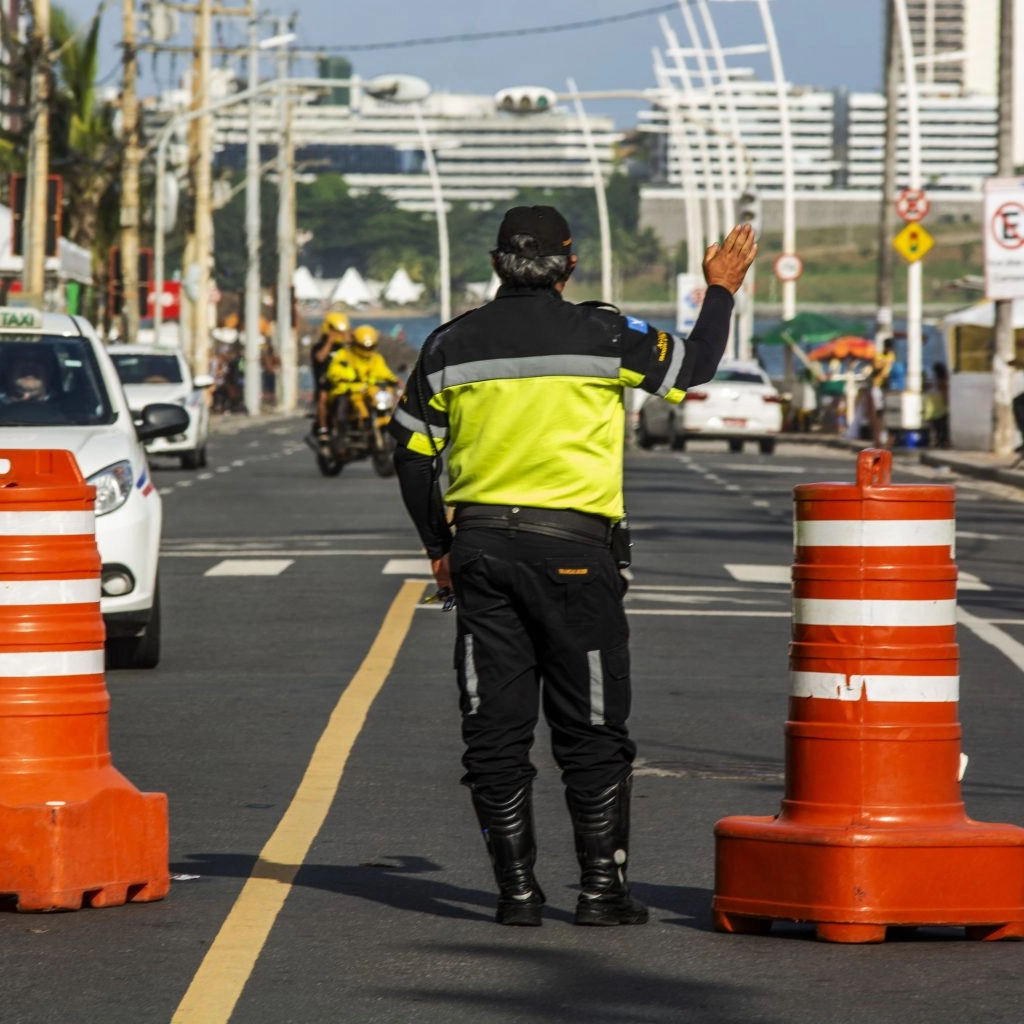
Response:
[780,431,1024,490]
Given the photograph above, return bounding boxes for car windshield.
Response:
[0,336,115,426]
[712,369,767,385]
[110,353,184,385]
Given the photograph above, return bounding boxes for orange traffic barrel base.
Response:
[713,813,1024,943]
[0,774,169,913]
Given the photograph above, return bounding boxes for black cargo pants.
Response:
[450,527,635,801]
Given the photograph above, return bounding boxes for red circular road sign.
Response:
[990,201,1024,250]
[774,253,804,282]
[895,188,930,222]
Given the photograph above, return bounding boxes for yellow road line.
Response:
[172,580,427,1024]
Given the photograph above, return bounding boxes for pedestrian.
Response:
[390,205,756,927]
[1008,357,1024,455]
[869,338,897,445]
[927,361,950,449]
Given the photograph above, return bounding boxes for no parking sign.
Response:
[984,177,1024,300]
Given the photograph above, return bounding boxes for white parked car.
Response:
[0,308,189,668]
[637,358,783,455]
[107,344,213,469]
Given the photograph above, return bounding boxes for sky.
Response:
[67,0,887,125]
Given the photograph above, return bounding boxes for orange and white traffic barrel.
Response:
[0,449,168,911]
[713,449,1024,942]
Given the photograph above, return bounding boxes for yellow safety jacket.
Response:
[388,284,734,524]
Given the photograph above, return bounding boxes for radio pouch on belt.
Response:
[610,512,632,569]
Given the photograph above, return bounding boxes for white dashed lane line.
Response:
[204,559,294,577]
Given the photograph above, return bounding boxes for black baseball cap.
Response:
[495,205,573,257]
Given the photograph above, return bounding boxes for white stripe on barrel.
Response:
[0,649,105,677]
[791,671,960,702]
[793,598,957,628]
[795,519,955,554]
[0,510,95,536]
[0,579,100,605]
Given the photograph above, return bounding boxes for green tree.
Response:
[49,6,120,255]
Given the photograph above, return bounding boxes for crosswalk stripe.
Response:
[204,560,294,577]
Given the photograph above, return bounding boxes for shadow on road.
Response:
[171,852,716,929]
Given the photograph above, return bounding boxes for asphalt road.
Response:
[3,417,1024,1024]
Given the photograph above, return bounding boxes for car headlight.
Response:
[87,460,134,516]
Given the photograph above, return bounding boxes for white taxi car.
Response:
[107,344,213,469]
[637,358,783,455]
[0,308,189,669]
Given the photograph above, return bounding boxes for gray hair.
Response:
[492,236,571,289]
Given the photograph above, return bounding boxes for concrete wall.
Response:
[639,189,984,250]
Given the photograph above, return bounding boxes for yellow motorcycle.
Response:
[308,383,398,478]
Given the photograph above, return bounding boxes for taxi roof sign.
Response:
[0,308,45,332]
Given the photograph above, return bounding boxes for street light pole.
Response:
[22,0,49,309]
[660,16,720,245]
[275,19,296,412]
[192,0,214,377]
[243,11,262,419]
[992,0,1017,455]
[567,78,612,305]
[411,104,452,324]
[893,0,924,435]
[755,0,797,321]
[651,52,704,278]
[120,0,141,343]
[697,0,755,357]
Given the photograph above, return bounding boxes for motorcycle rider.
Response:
[312,312,353,450]
[325,324,399,432]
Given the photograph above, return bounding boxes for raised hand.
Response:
[702,223,758,294]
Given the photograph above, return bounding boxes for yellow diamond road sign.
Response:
[893,222,934,263]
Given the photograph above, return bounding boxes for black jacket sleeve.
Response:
[394,447,452,559]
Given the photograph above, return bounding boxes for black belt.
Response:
[453,504,613,547]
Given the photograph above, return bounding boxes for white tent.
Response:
[464,272,500,305]
[941,298,1024,328]
[329,266,372,307]
[293,265,322,302]
[384,267,425,305]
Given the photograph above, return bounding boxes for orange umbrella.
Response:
[808,336,876,361]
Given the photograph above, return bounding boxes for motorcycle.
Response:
[306,384,398,478]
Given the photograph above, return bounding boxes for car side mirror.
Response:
[192,374,215,389]
[136,402,190,441]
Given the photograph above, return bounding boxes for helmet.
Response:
[353,325,380,350]
[321,312,351,338]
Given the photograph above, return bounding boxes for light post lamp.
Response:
[364,76,447,322]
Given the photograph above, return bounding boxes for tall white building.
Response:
[844,88,999,190]
[908,0,1023,163]
[209,88,622,213]
[638,69,840,193]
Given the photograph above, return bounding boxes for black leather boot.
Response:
[471,785,545,926]
[565,776,648,926]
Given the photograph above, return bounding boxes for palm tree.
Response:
[48,6,121,257]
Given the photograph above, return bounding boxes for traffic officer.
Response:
[312,312,353,449]
[390,206,756,927]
